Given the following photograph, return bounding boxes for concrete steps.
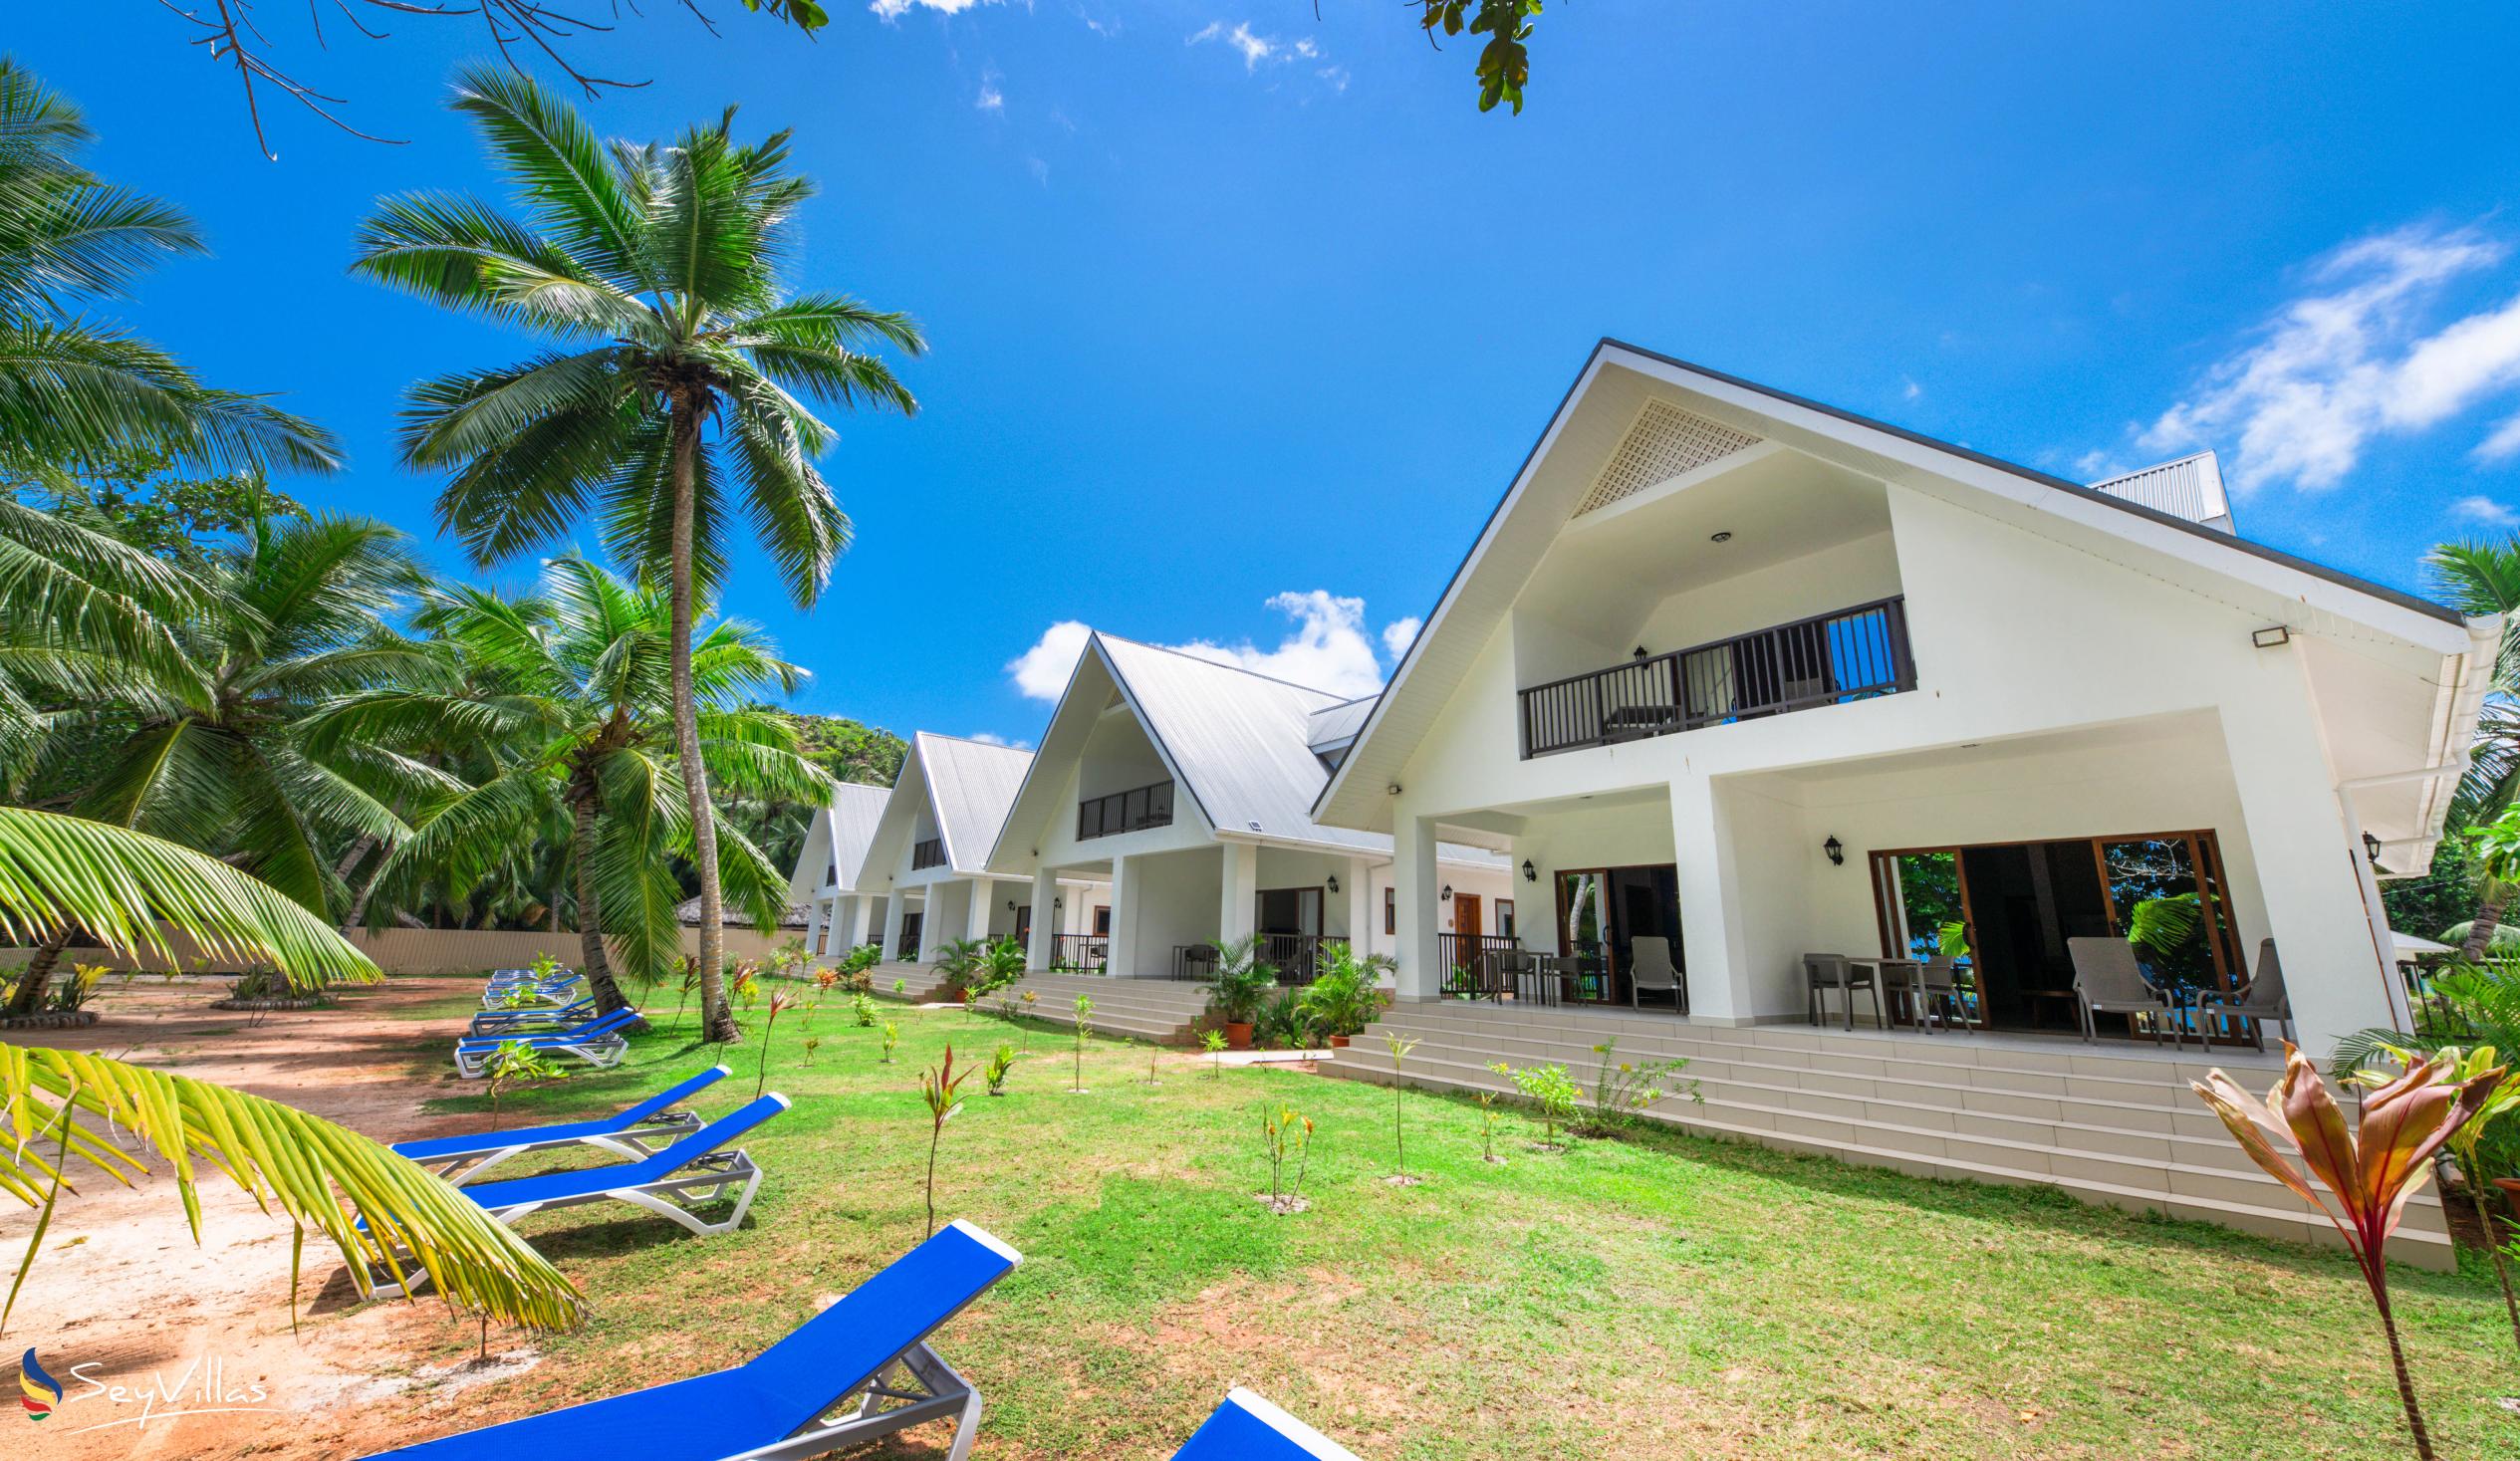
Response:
[864,961,960,1003]
[994,972,1216,1045]
[1322,1001,2453,1269]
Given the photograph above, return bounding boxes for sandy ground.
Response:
[4,981,566,1460]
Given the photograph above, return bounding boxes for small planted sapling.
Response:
[853,992,878,1028]
[1474,1090,1502,1163]
[985,1043,1017,1096]
[1575,1040,1698,1137]
[1490,1061,1580,1149]
[1019,990,1040,1052]
[1201,1028,1229,1079]
[1258,1102,1315,1214]
[881,1019,900,1065]
[802,1035,822,1066]
[483,1039,565,1132]
[917,1045,972,1238]
[1071,994,1095,1093]
[1385,1032,1422,1185]
[754,989,798,1098]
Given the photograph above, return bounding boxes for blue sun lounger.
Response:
[481,969,585,1009]
[389,1065,730,1183]
[453,1007,639,1078]
[369,1093,791,1300]
[362,1220,1021,1461]
[467,995,597,1037]
[1173,1389,1366,1460]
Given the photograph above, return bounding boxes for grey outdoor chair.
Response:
[1917,955,1971,1030]
[2066,936,2178,1047]
[2190,938,2292,1050]
[1804,952,1882,1030]
[1629,936,1683,1012]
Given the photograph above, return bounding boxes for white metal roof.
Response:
[1305,695,1375,753]
[917,732,1036,874]
[2091,451,2233,533]
[824,781,892,888]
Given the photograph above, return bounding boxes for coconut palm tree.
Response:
[2425,540,2520,957]
[352,65,921,1043]
[0,806,580,1333]
[324,558,830,1020]
[2,512,454,1016]
[0,57,336,481]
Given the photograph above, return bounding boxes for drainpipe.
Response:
[2335,754,2469,1033]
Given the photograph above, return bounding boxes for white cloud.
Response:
[1027,155,1051,185]
[966,731,1033,750]
[1381,616,1422,661]
[2478,412,2520,464]
[1189,20,1279,70]
[976,69,1004,111]
[1007,620,1092,701]
[1901,375,1922,402]
[1317,66,1351,93]
[2139,221,2520,493]
[1005,594,1416,703]
[2449,494,2519,527]
[871,0,1000,17]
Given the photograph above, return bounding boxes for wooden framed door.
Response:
[1453,892,1483,940]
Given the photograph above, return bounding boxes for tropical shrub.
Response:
[1201,1028,1229,1078]
[1258,1102,1314,1214]
[974,936,1028,998]
[483,1039,565,1132]
[931,937,984,993]
[1253,988,1313,1050]
[2193,1045,2503,1459]
[853,992,877,1028]
[1297,941,1387,1039]
[1575,1040,1697,1136]
[985,1044,1017,1096]
[880,1019,899,1064]
[1203,935,1278,1026]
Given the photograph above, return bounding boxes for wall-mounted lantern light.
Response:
[1440,884,1453,901]
[1521,859,1537,883]
[1006,898,1017,911]
[1325,872,1341,894]
[1824,836,1845,866]
[2362,831,2384,867]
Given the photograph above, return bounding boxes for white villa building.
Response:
[858,732,1108,963]
[789,780,892,960]
[1311,341,2493,1056]
[982,633,1515,981]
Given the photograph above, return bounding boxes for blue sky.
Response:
[12,3,2520,747]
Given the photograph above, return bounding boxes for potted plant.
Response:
[1204,934,1277,1050]
[930,937,985,1001]
[1298,941,1387,1048]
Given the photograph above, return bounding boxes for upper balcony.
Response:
[1518,596,1915,758]
[1078,778,1175,841]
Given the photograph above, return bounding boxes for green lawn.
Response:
[396,994,2517,1459]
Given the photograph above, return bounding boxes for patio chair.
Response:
[361,1220,1020,1461]
[452,1006,640,1078]
[2189,938,2292,1050]
[1172,1388,1367,1460]
[480,971,585,1010]
[1917,955,1970,1030]
[2066,936,2177,1047]
[368,1093,792,1300]
[389,1065,731,1183]
[1804,952,1881,1030]
[466,995,596,1037]
[1629,936,1683,1012]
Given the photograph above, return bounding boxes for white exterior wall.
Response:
[1385,479,2396,1054]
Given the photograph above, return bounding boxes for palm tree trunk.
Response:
[667,395,735,1044]
[2463,885,2509,961]
[569,786,636,1023]
[3,926,75,1018]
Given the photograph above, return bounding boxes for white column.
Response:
[804,900,827,957]
[965,876,997,943]
[879,889,908,962]
[1028,866,1059,969]
[1672,776,1755,1025]
[1108,853,1138,978]
[2219,670,2398,1058]
[1219,841,1259,950]
[1345,855,1373,960]
[1393,813,1441,999]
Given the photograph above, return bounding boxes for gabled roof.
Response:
[988,632,1388,866]
[1306,696,1375,755]
[1312,338,2486,835]
[784,780,893,900]
[916,732,1035,873]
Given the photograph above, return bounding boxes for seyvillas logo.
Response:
[19,1348,63,1421]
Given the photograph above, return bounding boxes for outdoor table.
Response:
[1850,957,1927,1031]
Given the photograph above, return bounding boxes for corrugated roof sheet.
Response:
[1100,635,1388,854]
[2090,451,2233,532]
[1305,695,1375,752]
[918,732,1036,874]
[825,781,892,889]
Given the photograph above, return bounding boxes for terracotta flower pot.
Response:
[1327,1035,1352,1050]
[1225,1021,1254,1050]
[2497,1176,2520,1219]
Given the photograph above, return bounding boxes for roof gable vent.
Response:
[1576,400,1762,517]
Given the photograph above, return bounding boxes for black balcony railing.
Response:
[911,837,947,870]
[1518,596,1914,758]
[1172,933,1329,985]
[1078,779,1175,842]
[1052,933,1110,973]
